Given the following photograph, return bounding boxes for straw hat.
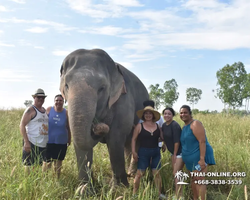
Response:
[32,88,47,98]
[136,106,161,122]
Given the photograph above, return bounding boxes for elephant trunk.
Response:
[67,83,98,150]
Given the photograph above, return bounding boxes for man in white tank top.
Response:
[20,88,49,174]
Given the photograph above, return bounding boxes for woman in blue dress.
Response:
[180,105,215,200]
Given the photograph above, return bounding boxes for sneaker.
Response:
[159,193,167,199]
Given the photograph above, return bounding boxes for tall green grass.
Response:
[0,109,249,199]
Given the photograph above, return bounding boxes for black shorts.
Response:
[46,143,67,162]
[22,141,47,166]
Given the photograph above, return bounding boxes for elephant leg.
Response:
[124,128,133,169]
[107,136,128,186]
[74,143,93,184]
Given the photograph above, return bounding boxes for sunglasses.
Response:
[36,96,45,99]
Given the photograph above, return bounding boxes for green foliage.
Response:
[186,87,202,108]
[216,62,247,109]
[163,79,179,107]
[221,108,250,116]
[1,109,250,199]
[192,108,199,114]
[148,84,164,110]
[148,79,179,109]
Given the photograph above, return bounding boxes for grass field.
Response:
[0,108,249,199]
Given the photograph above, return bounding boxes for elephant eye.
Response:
[65,84,69,91]
[98,86,105,93]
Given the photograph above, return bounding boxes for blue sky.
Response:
[0,0,250,112]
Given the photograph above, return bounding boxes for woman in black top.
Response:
[132,106,165,198]
[162,107,184,199]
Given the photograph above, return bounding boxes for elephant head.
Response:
[60,49,126,150]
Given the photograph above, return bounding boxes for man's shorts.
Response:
[22,141,47,166]
[46,143,67,162]
[137,147,161,170]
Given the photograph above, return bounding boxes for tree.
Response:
[216,62,247,109]
[163,79,179,107]
[148,84,164,110]
[186,87,202,109]
[24,100,33,107]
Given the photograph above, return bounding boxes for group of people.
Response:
[132,100,216,200]
[20,88,71,178]
[20,89,215,199]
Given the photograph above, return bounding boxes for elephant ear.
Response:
[108,63,127,109]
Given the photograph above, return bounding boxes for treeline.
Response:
[149,62,250,112]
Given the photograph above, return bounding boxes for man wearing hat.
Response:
[131,104,165,198]
[20,88,49,173]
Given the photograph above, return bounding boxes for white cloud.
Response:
[0,5,9,12]
[109,0,143,7]
[79,26,133,36]
[32,19,78,32]
[0,18,77,33]
[0,42,15,47]
[34,46,44,49]
[0,69,32,82]
[125,51,165,62]
[10,0,26,3]
[117,62,134,69]
[52,50,71,56]
[245,64,250,70]
[66,0,126,19]
[25,27,48,33]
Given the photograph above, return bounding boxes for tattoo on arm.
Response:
[26,108,31,113]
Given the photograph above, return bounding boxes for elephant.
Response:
[59,49,149,187]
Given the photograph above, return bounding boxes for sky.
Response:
[0,0,250,112]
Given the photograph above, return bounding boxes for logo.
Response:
[175,170,189,185]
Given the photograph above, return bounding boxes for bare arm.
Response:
[66,110,71,146]
[46,106,52,115]
[19,106,35,152]
[131,123,141,162]
[159,127,166,152]
[173,143,180,156]
[191,120,206,169]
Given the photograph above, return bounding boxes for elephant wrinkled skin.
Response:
[60,49,148,187]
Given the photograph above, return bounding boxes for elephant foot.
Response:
[92,123,110,136]
[109,175,129,188]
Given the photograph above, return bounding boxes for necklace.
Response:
[149,130,154,136]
